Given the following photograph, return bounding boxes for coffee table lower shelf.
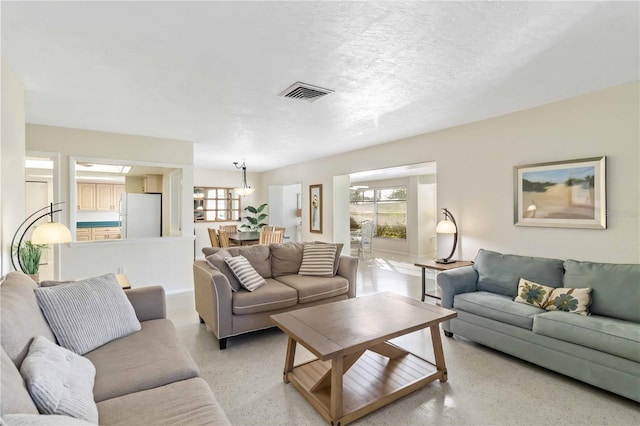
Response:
[287,349,440,425]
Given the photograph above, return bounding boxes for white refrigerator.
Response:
[119,193,162,238]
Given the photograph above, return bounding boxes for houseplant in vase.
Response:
[240,203,268,231]
[18,240,47,283]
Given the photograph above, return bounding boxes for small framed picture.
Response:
[310,184,322,233]
[514,156,606,229]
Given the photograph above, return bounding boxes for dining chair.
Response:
[262,225,275,232]
[217,230,231,248]
[207,228,220,247]
[220,225,238,233]
[259,230,283,245]
[274,227,286,238]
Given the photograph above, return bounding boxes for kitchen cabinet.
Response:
[142,175,163,193]
[76,228,91,241]
[78,227,121,241]
[92,227,121,240]
[77,183,125,211]
[77,183,96,210]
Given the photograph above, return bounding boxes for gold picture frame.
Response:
[514,156,606,229]
[310,184,322,233]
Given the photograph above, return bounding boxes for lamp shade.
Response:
[31,222,72,245]
[436,218,457,234]
[235,186,255,196]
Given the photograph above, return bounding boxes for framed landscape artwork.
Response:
[514,156,606,229]
[310,184,322,233]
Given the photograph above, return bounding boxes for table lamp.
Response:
[435,207,458,264]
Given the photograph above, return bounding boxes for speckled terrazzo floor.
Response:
[169,253,640,426]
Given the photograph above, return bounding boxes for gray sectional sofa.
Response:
[194,242,358,349]
[438,249,640,401]
[1,272,230,425]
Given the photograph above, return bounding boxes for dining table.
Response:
[228,231,260,246]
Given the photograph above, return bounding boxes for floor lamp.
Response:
[11,202,72,273]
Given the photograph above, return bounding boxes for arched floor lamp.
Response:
[435,207,458,264]
[11,202,72,273]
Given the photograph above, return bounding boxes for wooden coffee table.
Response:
[270,292,457,425]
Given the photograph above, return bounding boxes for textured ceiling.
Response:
[2,1,638,172]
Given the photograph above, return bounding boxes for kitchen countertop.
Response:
[76,221,120,228]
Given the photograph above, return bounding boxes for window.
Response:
[194,187,241,222]
[350,186,407,239]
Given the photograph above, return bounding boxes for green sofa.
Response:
[438,249,640,401]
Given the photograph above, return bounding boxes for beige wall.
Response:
[26,125,196,293]
[259,82,640,263]
[1,62,26,276]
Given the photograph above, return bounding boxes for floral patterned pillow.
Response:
[514,278,554,308]
[543,287,592,316]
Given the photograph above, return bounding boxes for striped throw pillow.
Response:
[224,255,266,292]
[34,274,141,355]
[299,244,337,277]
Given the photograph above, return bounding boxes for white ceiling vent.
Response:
[278,82,334,103]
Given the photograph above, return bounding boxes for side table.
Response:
[414,260,473,302]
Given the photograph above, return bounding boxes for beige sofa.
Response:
[1,272,230,425]
[194,242,358,349]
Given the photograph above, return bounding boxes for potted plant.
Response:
[18,240,47,282]
[240,203,268,231]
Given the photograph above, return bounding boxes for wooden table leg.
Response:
[330,355,344,422]
[430,324,448,382]
[283,337,296,383]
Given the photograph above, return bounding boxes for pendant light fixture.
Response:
[233,161,255,196]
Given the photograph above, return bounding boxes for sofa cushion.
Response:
[202,246,222,257]
[514,278,554,308]
[20,336,98,424]
[96,378,231,426]
[275,274,349,304]
[533,311,640,363]
[454,291,544,330]
[1,347,39,416]
[84,319,199,402]
[473,249,564,298]
[298,243,337,277]
[232,279,298,315]
[225,255,266,291]
[206,249,241,292]
[270,242,305,277]
[1,414,96,426]
[563,260,640,322]
[226,245,272,278]
[34,274,141,355]
[0,272,56,366]
[544,287,592,316]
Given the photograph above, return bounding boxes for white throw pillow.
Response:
[298,243,337,277]
[513,278,554,308]
[19,336,98,424]
[224,255,266,291]
[35,273,141,355]
[2,414,97,426]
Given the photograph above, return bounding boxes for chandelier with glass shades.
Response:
[233,160,255,196]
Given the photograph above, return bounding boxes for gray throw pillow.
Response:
[19,336,98,424]
[34,273,141,355]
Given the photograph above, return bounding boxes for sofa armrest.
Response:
[193,260,233,339]
[337,255,358,298]
[437,266,478,309]
[125,286,166,321]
